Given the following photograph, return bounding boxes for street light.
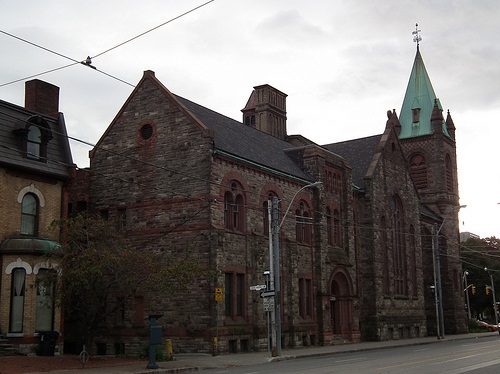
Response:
[484,268,499,333]
[434,204,466,339]
[463,271,471,320]
[271,181,322,356]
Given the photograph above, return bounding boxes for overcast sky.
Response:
[1,0,499,238]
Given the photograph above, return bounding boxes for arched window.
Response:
[21,193,39,236]
[445,154,454,192]
[391,195,407,296]
[326,207,333,245]
[27,124,42,159]
[295,200,312,244]
[35,269,56,331]
[13,116,53,161]
[409,153,427,189]
[381,216,390,294]
[10,268,26,333]
[333,209,341,247]
[409,225,418,297]
[224,181,245,232]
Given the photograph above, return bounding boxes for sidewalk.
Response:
[1,332,497,374]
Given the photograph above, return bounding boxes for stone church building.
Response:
[70,45,466,354]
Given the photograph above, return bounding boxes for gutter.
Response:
[213,149,314,185]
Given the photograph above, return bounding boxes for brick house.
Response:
[74,45,465,354]
[0,80,73,354]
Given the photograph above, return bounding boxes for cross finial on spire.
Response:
[412,23,422,48]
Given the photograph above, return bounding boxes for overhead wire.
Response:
[2,106,460,240]
[91,0,215,60]
[0,0,216,88]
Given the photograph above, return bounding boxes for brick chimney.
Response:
[25,79,60,117]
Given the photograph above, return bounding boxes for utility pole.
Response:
[431,224,441,339]
[485,268,499,332]
[271,196,281,357]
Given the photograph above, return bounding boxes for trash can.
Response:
[37,331,60,356]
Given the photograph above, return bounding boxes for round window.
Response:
[140,124,153,140]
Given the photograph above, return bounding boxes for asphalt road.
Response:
[203,335,500,373]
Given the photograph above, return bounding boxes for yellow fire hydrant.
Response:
[212,337,218,356]
[165,339,173,361]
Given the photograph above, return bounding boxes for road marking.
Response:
[375,346,496,372]
[443,357,500,373]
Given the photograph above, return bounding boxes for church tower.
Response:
[398,28,467,335]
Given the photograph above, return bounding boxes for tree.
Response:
[461,236,500,321]
[45,213,208,352]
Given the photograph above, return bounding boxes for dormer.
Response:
[13,115,53,162]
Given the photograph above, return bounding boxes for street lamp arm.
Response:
[278,181,322,230]
[437,204,466,234]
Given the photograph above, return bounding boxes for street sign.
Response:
[263,298,274,312]
[250,284,267,291]
[260,290,275,298]
[215,288,223,302]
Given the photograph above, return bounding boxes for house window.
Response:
[409,225,418,297]
[381,216,390,295]
[224,272,245,318]
[445,154,454,192]
[299,278,312,318]
[117,208,127,231]
[10,268,26,333]
[27,125,42,159]
[391,195,407,296]
[35,269,55,332]
[295,201,312,244]
[333,209,341,247]
[21,193,39,236]
[224,181,245,232]
[14,116,52,161]
[326,207,333,245]
[115,297,125,326]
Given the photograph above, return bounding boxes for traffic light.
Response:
[486,285,490,295]
[471,285,476,295]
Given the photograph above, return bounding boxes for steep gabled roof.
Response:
[175,95,315,183]
[399,47,450,139]
[0,99,72,180]
[93,71,314,183]
[322,134,381,189]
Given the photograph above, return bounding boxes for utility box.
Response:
[150,325,163,345]
[146,314,163,369]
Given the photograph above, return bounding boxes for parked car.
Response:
[476,320,499,332]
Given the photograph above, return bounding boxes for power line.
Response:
[0,63,79,88]
[0,1,216,89]
[0,29,80,64]
[91,0,216,59]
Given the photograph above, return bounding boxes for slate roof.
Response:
[322,135,381,189]
[175,95,315,183]
[0,99,73,180]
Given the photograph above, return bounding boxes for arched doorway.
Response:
[330,268,354,337]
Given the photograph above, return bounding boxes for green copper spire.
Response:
[399,46,450,139]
